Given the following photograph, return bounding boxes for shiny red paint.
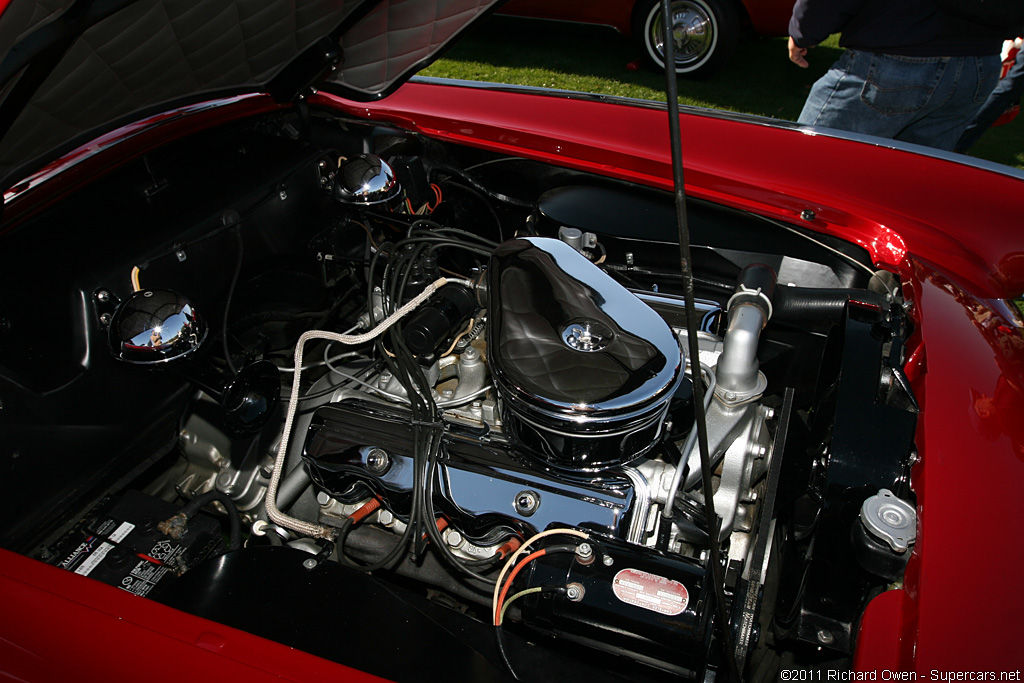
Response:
[499,0,795,37]
[740,0,793,35]
[500,0,634,34]
[315,81,1024,299]
[0,94,286,234]
[0,548,388,683]
[855,269,1024,672]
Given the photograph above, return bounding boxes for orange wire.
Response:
[494,548,546,625]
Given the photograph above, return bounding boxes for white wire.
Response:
[491,528,590,624]
[278,350,365,373]
[437,385,492,408]
[264,278,447,539]
[662,362,716,521]
[325,363,409,402]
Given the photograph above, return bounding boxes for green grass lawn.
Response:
[421,16,1024,170]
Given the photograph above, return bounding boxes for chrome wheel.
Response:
[635,0,739,77]
[649,0,717,69]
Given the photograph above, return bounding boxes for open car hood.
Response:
[0,0,503,184]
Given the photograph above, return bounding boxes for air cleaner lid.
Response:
[487,237,683,423]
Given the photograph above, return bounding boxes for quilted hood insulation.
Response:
[0,0,502,182]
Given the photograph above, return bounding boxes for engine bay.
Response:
[0,109,920,680]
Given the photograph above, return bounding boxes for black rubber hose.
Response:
[275,462,313,512]
[733,263,778,317]
[180,490,242,551]
[773,287,887,324]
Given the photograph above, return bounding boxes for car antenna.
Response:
[657,2,741,679]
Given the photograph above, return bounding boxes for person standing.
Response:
[788,0,1014,151]
[956,40,1024,152]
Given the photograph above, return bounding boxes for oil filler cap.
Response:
[860,489,916,553]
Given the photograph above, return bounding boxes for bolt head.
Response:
[303,558,318,570]
[514,490,540,516]
[366,448,390,475]
[96,290,111,303]
[446,530,464,548]
[817,628,834,645]
[565,582,585,602]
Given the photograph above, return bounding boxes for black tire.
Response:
[633,0,741,78]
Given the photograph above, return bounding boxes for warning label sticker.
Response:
[71,521,136,578]
[612,567,689,616]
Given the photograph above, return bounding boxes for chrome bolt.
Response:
[817,628,834,645]
[575,543,595,565]
[302,558,318,570]
[514,490,540,517]
[566,582,585,602]
[366,448,390,475]
[625,252,635,266]
[446,530,464,548]
[279,189,288,201]
[378,509,394,526]
[800,209,816,222]
[316,491,331,506]
[175,249,187,262]
[99,312,112,326]
[96,290,111,303]
[602,555,614,567]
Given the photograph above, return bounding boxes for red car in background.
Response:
[500,0,795,76]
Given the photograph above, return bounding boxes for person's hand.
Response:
[788,37,809,68]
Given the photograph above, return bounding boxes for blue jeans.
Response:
[798,50,1001,151]
[956,48,1024,152]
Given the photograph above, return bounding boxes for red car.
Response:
[500,0,795,76]
[1,1,1022,681]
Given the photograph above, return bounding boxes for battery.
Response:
[50,489,224,597]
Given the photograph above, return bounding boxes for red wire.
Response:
[494,548,547,625]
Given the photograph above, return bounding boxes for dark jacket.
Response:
[789,0,1012,56]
